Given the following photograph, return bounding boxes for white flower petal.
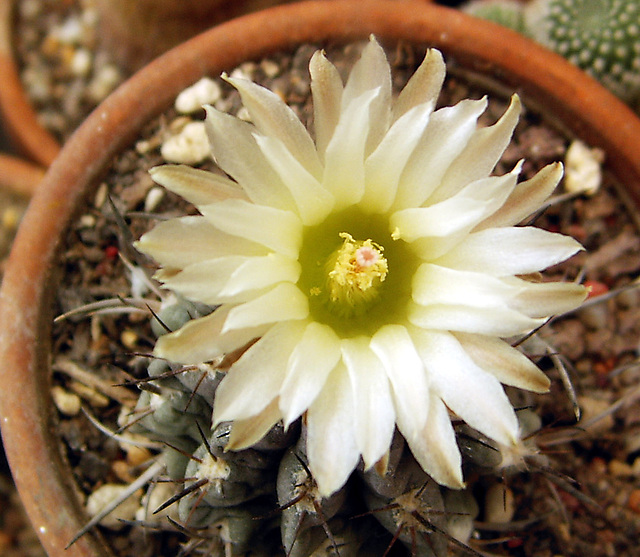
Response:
[412,329,519,446]
[393,98,488,210]
[429,95,521,203]
[149,165,247,206]
[342,36,391,154]
[509,277,588,318]
[393,48,445,121]
[310,49,344,160]
[135,216,266,269]
[155,305,267,364]
[453,332,550,393]
[204,105,295,209]
[408,302,544,336]
[391,165,520,253]
[200,199,302,258]
[226,398,282,451]
[479,162,563,229]
[222,282,309,333]
[322,89,379,210]
[214,321,305,423]
[279,322,341,428]
[369,325,429,445]
[412,264,523,310]
[157,253,299,304]
[360,102,434,214]
[341,337,396,470]
[224,75,323,178]
[307,364,360,497]
[407,393,464,488]
[433,226,584,276]
[253,133,334,225]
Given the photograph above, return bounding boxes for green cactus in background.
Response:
[464,0,640,105]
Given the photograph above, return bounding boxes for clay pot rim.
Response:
[0,0,61,168]
[2,1,640,556]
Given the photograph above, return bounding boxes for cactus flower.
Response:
[136,37,587,497]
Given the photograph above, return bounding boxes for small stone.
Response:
[628,490,640,514]
[87,64,123,103]
[577,395,615,434]
[144,186,165,213]
[608,459,633,477]
[484,483,515,523]
[261,58,280,78]
[161,121,211,164]
[564,140,604,196]
[71,48,92,77]
[54,16,84,45]
[51,386,82,416]
[120,329,139,349]
[85,484,140,529]
[2,206,23,231]
[175,77,221,114]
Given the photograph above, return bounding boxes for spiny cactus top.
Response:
[135,37,587,498]
[525,0,640,102]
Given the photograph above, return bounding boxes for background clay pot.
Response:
[1,1,640,556]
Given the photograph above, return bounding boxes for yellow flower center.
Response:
[325,233,388,312]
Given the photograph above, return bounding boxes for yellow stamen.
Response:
[325,233,388,313]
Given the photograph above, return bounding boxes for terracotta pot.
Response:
[0,153,46,197]
[0,0,60,167]
[93,0,298,71]
[1,1,640,555]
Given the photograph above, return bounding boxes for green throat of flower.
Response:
[298,207,417,337]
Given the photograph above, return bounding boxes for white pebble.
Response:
[71,48,93,77]
[564,140,604,196]
[136,482,179,523]
[51,386,81,417]
[161,121,211,164]
[175,77,221,114]
[144,186,166,213]
[53,16,84,45]
[87,65,123,103]
[86,484,140,529]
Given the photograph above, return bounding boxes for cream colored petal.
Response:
[219,253,301,297]
[222,283,309,333]
[408,302,544,337]
[407,393,464,489]
[429,95,522,203]
[341,337,396,470]
[279,322,341,428]
[149,165,247,206]
[135,216,266,269]
[307,364,360,497]
[478,162,563,229]
[253,133,334,225]
[360,102,433,214]
[393,98,488,210]
[453,332,550,393]
[226,398,282,451]
[214,321,305,423]
[509,278,588,318]
[200,199,302,258]
[322,89,379,210]
[224,76,322,179]
[412,264,523,310]
[154,305,267,364]
[204,105,295,210]
[157,256,269,305]
[310,49,344,160]
[342,36,391,154]
[433,226,584,276]
[369,325,429,445]
[391,166,520,254]
[393,48,445,122]
[412,329,519,446]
